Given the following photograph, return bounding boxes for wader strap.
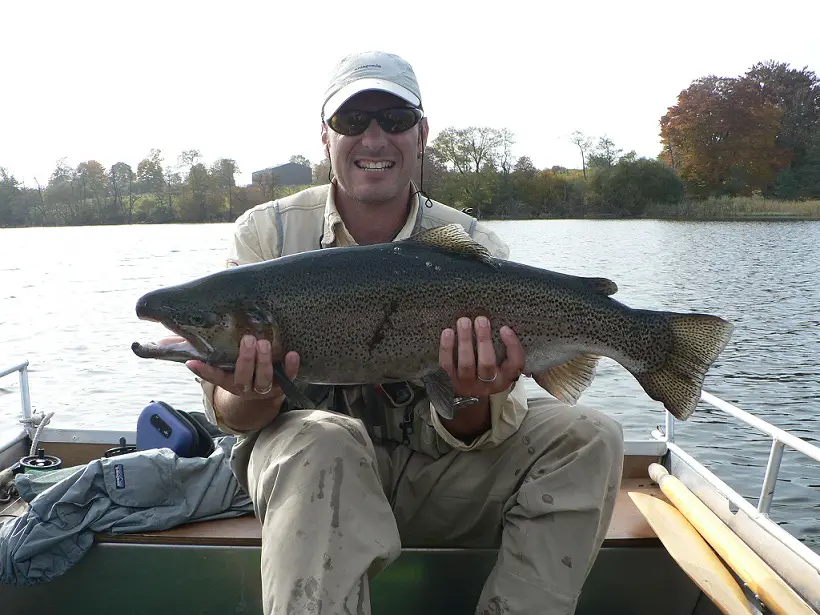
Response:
[362,385,386,443]
[273,201,284,258]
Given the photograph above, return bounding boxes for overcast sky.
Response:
[2,0,818,186]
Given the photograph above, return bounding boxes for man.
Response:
[188,51,624,615]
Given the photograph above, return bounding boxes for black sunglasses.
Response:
[326,106,424,136]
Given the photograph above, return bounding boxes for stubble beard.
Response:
[338,177,404,207]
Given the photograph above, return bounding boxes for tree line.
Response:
[1,59,817,228]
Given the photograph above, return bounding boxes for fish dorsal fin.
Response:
[405,223,494,264]
[581,277,618,296]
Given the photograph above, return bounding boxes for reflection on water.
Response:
[1,220,818,549]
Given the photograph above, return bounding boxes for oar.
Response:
[629,491,755,615]
[647,463,816,615]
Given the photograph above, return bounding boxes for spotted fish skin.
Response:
[132,224,733,421]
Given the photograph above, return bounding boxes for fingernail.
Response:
[442,329,454,342]
[459,318,471,330]
[258,340,270,354]
[242,336,255,348]
[476,316,489,328]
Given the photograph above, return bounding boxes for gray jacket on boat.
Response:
[0,437,253,585]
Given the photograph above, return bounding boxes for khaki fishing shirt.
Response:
[201,183,529,456]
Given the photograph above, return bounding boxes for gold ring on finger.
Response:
[253,383,273,395]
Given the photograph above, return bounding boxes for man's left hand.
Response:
[439,316,525,399]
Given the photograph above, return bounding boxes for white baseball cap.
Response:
[322,51,423,119]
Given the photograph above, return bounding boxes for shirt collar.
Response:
[321,182,421,248]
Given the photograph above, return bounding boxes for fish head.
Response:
[132,273,276,370]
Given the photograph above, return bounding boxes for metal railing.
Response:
[653,389,820,574]
[0,361,32,424]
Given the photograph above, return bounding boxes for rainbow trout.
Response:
[132,224,733,420]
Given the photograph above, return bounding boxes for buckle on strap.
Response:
[377,382,416,408]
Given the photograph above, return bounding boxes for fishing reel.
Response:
[104,437,137,458]
[19,448,63,472]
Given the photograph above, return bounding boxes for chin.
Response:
[345,181,402,205]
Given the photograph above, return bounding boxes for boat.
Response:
[1,358,818,615]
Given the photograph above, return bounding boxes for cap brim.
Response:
[322,78,421,118]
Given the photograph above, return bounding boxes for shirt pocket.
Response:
[101,450,177,508]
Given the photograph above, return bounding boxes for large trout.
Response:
[132,224,733,420]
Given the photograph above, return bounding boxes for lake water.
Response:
[1,219,818,550]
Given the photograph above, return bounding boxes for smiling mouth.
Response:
[355,161,395,171]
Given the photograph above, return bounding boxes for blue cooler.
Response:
[136,401,215,458]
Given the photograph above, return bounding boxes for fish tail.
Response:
[634,313,734,420]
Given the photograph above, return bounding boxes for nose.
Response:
[360,118,389,149]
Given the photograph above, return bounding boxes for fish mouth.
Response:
[131,339,207,363]
[132,313,234,369]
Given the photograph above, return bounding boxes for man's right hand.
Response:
[167,334,301,431]
[185,335,300,402]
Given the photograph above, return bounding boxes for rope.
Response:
[19,410,55,457]
[0,410,56,504]
[0,467,13,492]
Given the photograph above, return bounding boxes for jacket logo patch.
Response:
[114,464,125,489]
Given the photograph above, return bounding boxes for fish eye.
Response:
[189,312,219,328]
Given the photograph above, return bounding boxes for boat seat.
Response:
[95,478,663,547]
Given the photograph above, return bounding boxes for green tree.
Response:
[289,154,311,168]
[587,136,622,169]
[312,157,331,185]
[592,157,684,216]
[136,149,168,208]
[76,160,112,222]
[210,158,239,220]
[0,168,25,226]
[111,162,135,223]
[743,61,820,197]
[430,126,510,214]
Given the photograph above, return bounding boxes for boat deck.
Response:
[1,477,664,546]
[2,477,712,615]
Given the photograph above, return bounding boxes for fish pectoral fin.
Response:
[272,363,314,410]
[422,370,458,420]
[406,224,495,265]
[531,354,601,405]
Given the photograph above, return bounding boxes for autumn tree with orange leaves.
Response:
[660,76,791,197]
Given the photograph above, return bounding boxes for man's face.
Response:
[322,90,428,205]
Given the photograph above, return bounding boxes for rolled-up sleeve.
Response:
[428,380,529,451]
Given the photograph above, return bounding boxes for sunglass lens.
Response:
[379,108,421,133]
[329,110,369,135]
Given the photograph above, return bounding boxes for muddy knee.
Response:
[250,411,376,512]
[521,403,624,484]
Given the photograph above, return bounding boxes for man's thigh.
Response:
[389,397,624,548]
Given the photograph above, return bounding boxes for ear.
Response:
[321,123,332,159]
[419,117,429,150]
